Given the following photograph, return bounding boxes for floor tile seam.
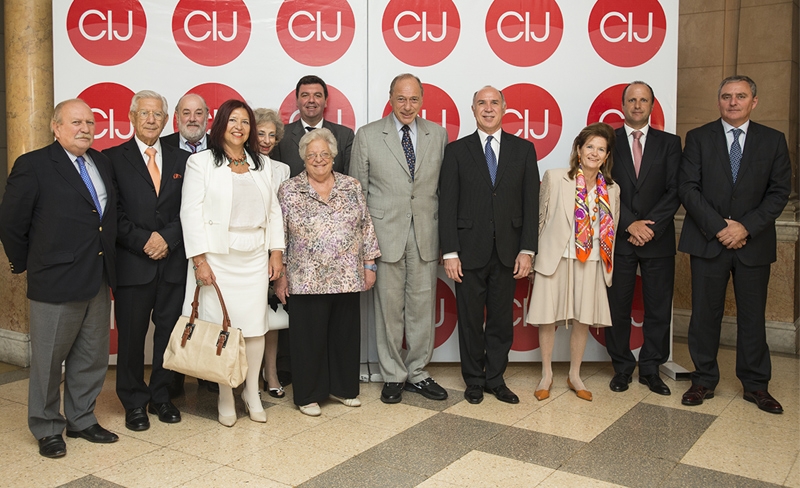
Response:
[0,369,29,387]
[684,432,800,461]
[674,460,790,488]
[781,451,800,486]
[706,412,800,434]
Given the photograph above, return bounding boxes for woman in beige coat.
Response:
[527,123,620,402]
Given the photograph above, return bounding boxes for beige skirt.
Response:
[526,256,611,328]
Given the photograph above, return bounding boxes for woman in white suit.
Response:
[527,123,620,402]
[181,100,285,426]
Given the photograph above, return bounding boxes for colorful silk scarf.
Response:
[574,166,614,272]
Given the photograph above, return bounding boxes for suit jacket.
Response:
[104,138,189,286]
[439,130,539,269]
[534,168,620,286]
[0,141,117,302]
[272,119,355,177]
[678,119,791,266]
[160,132,207,153]
[349,115,448,263]
[180,150,285,258]
[612,126,682,258]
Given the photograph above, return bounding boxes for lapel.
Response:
[249,164,273,219]
[89,148,114,217]
[735,122,758,184]
[159,143,178,195]
[494,131,513,187]
[290,121,305,151]
[559,170,574,227]
[381,115,412,178]
[466,131,494,188]
[49,142,98,210]
[615,128,637,187]
[636,127,658,188]
[123,138,156,193]
[415,118,432,174]
[711,119,735,187]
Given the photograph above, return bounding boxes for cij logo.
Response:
[434,279,458,348]
[501,84,562,160]
[174,83,245,132]
[66,0,147,66]
[485,0,563,67]
[588,0,667,67]
[382,83,460,142]
[77,83,135,151]
[278,85,357,131]
[586,84,665,130]
[172,0,251,66]
[277,0,356,66]
[382,0,460,67]
[511,279,538,351]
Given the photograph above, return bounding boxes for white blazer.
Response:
[269,157,291,194]
[181,150,285,258]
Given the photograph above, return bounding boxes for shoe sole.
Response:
[403,384,448,401]
[40,448,66,458]
[125,422,150,431]
[66,431,118,443]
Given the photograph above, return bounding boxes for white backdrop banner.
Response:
[54,0,678,363]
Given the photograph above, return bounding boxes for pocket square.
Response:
[173,173,182,179]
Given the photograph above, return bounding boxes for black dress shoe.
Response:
[484,384,520,404]
[125,406,150,431]
[168,373,185,399]
[277,370,292,387]
[639,374,671,395]
[464,385,484,404]
[743,390,783,414]
[403,377,448,400]
[381,382,404,404]
[149,401,181,423]
[609,372,632,392]
[38,435,66,458]
[66,423,119,443]
[198,378,219,393]
[681,384,714,406]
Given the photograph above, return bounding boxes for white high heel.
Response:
[242,391,267,422]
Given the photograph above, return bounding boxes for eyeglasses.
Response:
[135,110,166,121]
[305,152,332,162]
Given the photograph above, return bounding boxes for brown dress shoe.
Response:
[681,384,714,406]
[743,390,783,414]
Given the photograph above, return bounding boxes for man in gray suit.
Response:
[350,74,449,403]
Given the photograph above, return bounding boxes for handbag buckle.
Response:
[181,323,196,347]
[215,330,230,356]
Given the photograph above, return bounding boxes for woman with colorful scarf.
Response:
[526,123,619,402]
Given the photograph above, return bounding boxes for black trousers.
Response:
[288,292,361,405]
[688,251,772,391]
[606,253,674,376]
[455,248,516,389]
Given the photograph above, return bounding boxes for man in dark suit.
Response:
[160,93,209,154]
[271,75,354,176]
[0,99,119,457]
[606,81,682,396]
[439,86,539,404]
[104,90,188,431]
[678,75,790,414]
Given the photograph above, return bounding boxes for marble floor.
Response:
[0,340,797,488]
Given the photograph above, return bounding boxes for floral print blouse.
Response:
[278,171,381,295]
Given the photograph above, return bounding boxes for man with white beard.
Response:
[161,93,209,154]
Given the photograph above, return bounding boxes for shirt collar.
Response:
[134,136,162,157]
[721,118,750,135]
[477,128,502,147]
[392,114,417,134]
[624,124,650,138]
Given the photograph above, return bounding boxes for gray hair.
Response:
[718,75,757,98]
[390,73,424,97]
[175,93,208,114]
[298,127,338,161]
[254,108,285,141]
[130,90,168,113]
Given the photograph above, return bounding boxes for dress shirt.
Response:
[134,136,163,174]
[178,133,207,153]
[302,118,324,131]
[67,149,107,212]
[721,119,750,155]
[392,114,418,151]
[624,124,649,161]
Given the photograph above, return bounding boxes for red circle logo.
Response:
[485,0,563,67]
[586,84,665,130]
[512,279,539,351]
[278,85,357,131]
[173,83,245,132]
[172,0,251,67]
[276,0,356,67]
[434,279,458,348]
[66,0,147,66]
[501,83,562,160]
[588,0,667,67]
[382,83,459,142]
[382,0,460,67]
[78,82,135,151]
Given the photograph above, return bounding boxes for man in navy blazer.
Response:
[0,99,119,457]
[439,86,539,405]
[104,90,189,431]
[678,75,791,414]
[606,82,682,396]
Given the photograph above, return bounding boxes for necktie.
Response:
[730,128,742,183]
[485,135,497,185]
[185,141,200,153]
[145,146,160,196]
[305,126,315,132]
[76,155,103,220]
[401,125,416,180]
[632,130,643,178]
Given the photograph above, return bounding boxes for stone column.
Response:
[0,0,54,366]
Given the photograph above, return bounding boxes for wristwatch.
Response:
[364,263,377,272]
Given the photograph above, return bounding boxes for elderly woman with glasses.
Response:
[274,128,380,417]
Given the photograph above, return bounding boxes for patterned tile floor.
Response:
[0,340,797,488]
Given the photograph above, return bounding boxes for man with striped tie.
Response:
[160,93,209,155]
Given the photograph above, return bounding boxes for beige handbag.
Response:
[163,283,247,387]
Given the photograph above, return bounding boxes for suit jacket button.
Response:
[411,195,415,199]
[406,213,411,218]
[99,226,103,231]
[98,252,103,256]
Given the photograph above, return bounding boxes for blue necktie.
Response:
[485,135,497,185]
[401,125,416,180]
[76,155,103,220]
[730,128,743,183]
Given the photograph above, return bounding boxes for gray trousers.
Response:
[28,284,110,439]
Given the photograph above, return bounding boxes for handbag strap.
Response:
[188,282,232,331]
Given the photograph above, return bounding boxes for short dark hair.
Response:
[207,99,263,170]
[295,75,328,99]
[718,75,757,98]
[621,81,655,103]
[567,122,616,184]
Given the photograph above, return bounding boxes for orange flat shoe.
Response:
[534,380,552,401]
[567,378,593,402]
